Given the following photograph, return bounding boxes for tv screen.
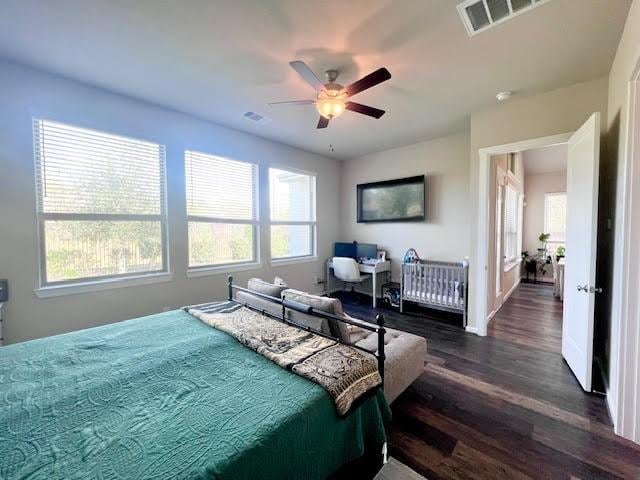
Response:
[357,175,425,223]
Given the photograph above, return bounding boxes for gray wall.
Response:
[0,60,340,344]
[338,132,471,282]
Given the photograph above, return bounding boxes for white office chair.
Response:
[332,257,371,299]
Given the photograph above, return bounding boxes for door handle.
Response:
[589,286,603,294]
[577,285,589,292]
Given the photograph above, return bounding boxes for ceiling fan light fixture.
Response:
[316,89,347,119]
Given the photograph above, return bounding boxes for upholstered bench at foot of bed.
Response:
[348,323,427,404]
[235,283,427,404]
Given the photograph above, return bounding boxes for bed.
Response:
[0,284,390,479]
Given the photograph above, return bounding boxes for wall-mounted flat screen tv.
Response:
[357,175,425,223]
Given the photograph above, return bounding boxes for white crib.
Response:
[400,259,469,327]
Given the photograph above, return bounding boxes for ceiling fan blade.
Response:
[344,68,391,97]
[345,101,386,119]
[289,61,325,91]
[268,100,315,106]
[317,116,329,129]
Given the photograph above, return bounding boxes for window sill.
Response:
[271,256,318,267]
[186,262,262,278]
[504,259,521,273]
[34,272,173,298]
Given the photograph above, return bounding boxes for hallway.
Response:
[488,282,563,353]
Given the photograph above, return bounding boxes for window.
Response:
[185,151,258,268]
[503,184,521,264]
[269,168,316,260]
[544,193,567,253]
[34,119,167,286]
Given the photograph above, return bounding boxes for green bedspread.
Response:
[0,309,390,479]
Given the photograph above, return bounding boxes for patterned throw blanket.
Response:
[184,301,382,415]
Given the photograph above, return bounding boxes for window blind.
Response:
[34,120,164,216]
[184,151,258,268]
[185,151,257,221]
[544,193,567,248]
[33,119,167,285]
[269,168,314,222]
[504,184,519,263]
[269,168,316,260]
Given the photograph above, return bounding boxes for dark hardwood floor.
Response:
[335,284,640,479]
[488,282,563,353]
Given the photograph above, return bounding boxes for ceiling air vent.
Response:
[242,111,271,125]
[458,0,551,36]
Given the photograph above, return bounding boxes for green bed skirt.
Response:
[0,309,390,479]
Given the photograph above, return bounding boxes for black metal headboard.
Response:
[227,276,386,386]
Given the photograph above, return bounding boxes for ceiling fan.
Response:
[269,61,391,129]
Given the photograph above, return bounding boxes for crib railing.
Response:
[400,259,469,326]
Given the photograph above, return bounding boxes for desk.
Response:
[326,260,391,308]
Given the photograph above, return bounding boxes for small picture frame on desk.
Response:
[376,250,387,262]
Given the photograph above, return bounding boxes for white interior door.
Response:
[562,112,600,392]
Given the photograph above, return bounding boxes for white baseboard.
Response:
[465,325,479,335]
[503,278,521,301]
[606,384,618,434]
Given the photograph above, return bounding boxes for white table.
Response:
[326,259,391,308]
[557,258,565,301]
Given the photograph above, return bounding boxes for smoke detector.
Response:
[496,91,512,102]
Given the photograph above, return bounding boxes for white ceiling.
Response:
[0,0,630,159]
[522,143,567,174]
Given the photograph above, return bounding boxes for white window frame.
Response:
[32,119,170,295]
[503,182,521,267]
[185,150,260,274]
[269,166,317,264]
[544,191,567,252]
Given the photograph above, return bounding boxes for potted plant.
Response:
[538,233,550,254]
[522,251,538,280]
[522,249,551,280]
[556,245,566,259]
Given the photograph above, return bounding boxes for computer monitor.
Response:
[334,242,357,259]
[357,243,377,260]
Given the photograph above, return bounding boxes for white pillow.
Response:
[247,278,287,298]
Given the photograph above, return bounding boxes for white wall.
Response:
[0,60,340,344]
[523,170,567,282]
[605,0,640,442]
[339,132,471,281]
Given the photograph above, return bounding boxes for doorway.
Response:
[486,143,568,354]
[476,133,572,333]
[475,113,602,393]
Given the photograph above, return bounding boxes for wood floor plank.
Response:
[334,284,640,479]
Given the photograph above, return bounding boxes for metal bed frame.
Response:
[227,276,387,385]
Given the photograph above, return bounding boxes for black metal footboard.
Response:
[227,276,386,386]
